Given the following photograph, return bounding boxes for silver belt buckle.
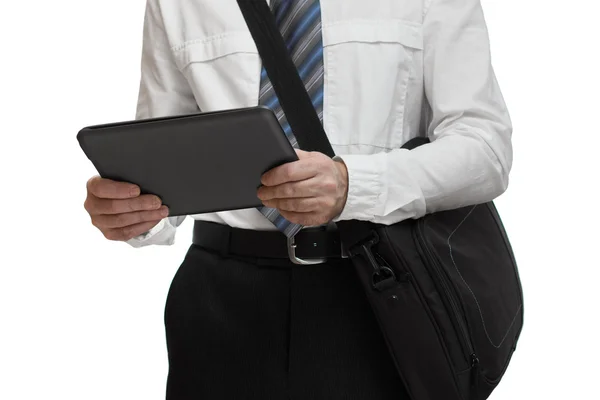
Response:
[287,235,327,265]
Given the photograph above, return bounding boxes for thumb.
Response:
[294,149,313,159]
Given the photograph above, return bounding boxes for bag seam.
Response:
[437,205,523,349]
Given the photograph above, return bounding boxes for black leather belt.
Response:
[192,220,347,264]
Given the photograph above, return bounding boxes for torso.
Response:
[158,0,428,230]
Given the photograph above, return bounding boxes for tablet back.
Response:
[77,106,298,216]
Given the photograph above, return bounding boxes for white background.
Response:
[1,0,599,399]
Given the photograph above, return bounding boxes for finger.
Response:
[92,206,169,229]
[261,158,319,187]
[89,194,162,215]
[262,198,319,213]
[257,178,318,201]
[87,176,140,199]
[103,220,163,242]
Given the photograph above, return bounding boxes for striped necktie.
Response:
[257,0,325,238]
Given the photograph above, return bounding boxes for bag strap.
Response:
[237,0,384,266]
[236,0,335,157]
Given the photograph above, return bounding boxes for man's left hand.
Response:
[257,150,349,226]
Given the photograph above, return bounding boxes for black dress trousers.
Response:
[164,244,410,400]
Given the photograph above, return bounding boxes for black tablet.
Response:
[77,106,298,216]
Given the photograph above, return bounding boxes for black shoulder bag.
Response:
[236,1,524,399]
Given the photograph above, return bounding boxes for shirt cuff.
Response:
[332,154,383,222]
[126,217,176,248]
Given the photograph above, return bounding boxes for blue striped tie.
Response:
[257,0,325,238]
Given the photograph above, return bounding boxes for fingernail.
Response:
[161,207,169,217]
[130,186,140,197]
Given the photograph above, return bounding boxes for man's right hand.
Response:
[84,176,169,242]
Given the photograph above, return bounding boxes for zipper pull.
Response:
[470,353,480,393]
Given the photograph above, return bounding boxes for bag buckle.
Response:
[287,235,327,265]
[348,231,398,291]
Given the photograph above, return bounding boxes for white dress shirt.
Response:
[127,0,513,248]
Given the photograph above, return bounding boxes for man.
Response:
[84,0,513,398]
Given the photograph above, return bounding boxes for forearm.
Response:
[333,122,512,225]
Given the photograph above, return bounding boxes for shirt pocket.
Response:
[172,31,261,112]
[322,19,423,152]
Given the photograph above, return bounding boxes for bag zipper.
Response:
[414,219,480,375]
